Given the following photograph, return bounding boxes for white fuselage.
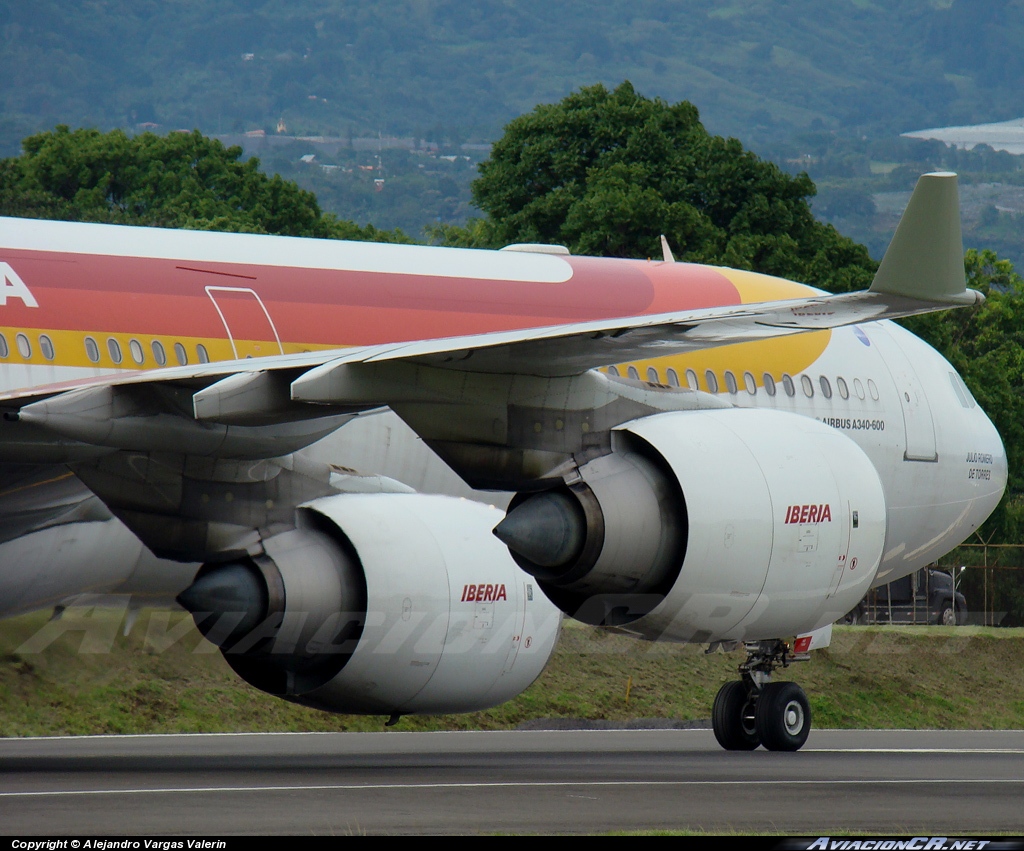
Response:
[0,320,1005,619]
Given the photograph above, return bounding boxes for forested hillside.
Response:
[3,0,1024,157]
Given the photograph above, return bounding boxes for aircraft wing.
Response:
[294,283,977,380]
[0,282,976,425]
[0,172,974,455]
[4,287,976,403]
[0,172,975,419]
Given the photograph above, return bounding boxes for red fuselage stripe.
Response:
[1,250,744,347]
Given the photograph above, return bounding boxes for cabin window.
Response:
[0,334,8,358]
[130,339,145,365]
[837,377,849,400]
[867,379,879,401]
[853,378,865,400]
[627,365,640,380]
[646,366,658,383]
[607,365,620,377]
[744,372,756,395]
[152,340,167,366]
[763,373,776,396]
[801,375,814,397]
[949,372,976,408]
[174,342,188,366]
[197,344,210,364]
[107,338,122,364]
[16,334,31,359]
[819,376,832,399]
[685,369,699,391]
[961,377,977,408]
[950,373,970,407]
[724,371,738,394]
[782,374,795,397]
[39,335,55,361]
[85,337,100,363]
[705,370,719,394]
[666,368,680,387]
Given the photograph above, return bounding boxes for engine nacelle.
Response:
[179,493,561,715]
[498,408,886,641]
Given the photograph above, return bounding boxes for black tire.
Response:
[712,680,760,751]
[838,603,865,626]
[939,602,958,626]
[755,681,811,752]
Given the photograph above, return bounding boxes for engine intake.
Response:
[178,493,561,714]
[180,522,366,695]
[496,408,887,641]
[496,438,685,624]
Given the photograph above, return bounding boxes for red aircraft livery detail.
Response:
[461,583,508,603]
[785,504,833,524]
[0,248,742,348]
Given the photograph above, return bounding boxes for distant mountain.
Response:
[3,0,1024,156]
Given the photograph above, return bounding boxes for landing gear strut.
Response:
[711,639,811,752]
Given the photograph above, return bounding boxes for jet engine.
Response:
[495,408,887,641]
[178,493,561,715]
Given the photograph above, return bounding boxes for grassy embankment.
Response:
[1,608,1022,737]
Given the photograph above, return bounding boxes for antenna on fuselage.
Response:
[660,234,676,263]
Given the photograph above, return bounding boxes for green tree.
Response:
[441,82,875,292]
[0,126,409,242]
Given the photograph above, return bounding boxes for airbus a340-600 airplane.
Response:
[0,172,1006,751]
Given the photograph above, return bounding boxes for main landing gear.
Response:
[711,639,811,752]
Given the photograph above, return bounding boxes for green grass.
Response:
[1,609,1022,736]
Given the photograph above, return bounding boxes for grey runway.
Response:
[1,729,1023,835]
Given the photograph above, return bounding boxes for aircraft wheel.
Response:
[712,680,760,750]
[755,681,810,752]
